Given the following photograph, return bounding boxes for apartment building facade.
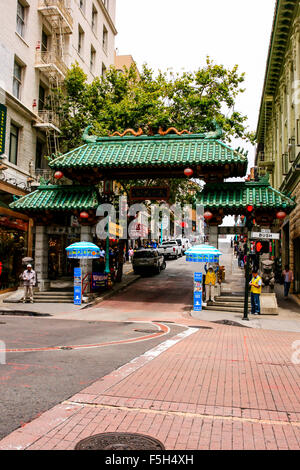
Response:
[0,0,117,291]
[256,0,300,295]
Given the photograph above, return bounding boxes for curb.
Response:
[82,273,141,309]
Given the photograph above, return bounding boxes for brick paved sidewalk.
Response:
[0,323,299,450]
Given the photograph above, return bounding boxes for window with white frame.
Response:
[13,60,23,100]
[102,0,109,11]
[92,4,98,33]
[79,0,85,13]
[78,26,84,56]
[9,123,19,165]
[16,0,25,37]
[90,46,96,71]
[102,25,108,53]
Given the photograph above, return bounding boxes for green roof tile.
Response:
[196,181,296,211]
[49,134,248,171]
[9,185,100,212]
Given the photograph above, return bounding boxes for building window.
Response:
[92,4,98,33]
[102,25,108,53]
[9,124,19,165]
[78,26,84,56]
[101,63,106,76]
[282,153,289,175]
[16,1,25,37]
[90,46,96,71]
[38,83,47,111]
[13,61,22,100]
[102,0,109,11]
[79,0,85,13]
[41,30,48,53]
[35,138,45,169]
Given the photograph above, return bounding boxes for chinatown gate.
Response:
[10,126,296,292]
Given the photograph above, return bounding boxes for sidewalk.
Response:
[196,244,300,333]
[0,263,140,319]
[0,320,299,450]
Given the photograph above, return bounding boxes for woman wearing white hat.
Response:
[21,264,36,303]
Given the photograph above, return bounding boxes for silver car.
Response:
[132,249,166,275]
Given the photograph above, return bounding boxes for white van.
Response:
[176,238,191,255]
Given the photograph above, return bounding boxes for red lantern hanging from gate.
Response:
[184,168,193,177]
[79,211,89,219]
[204,211,213,221]
[54,171,64,180]
[276,211,287,220]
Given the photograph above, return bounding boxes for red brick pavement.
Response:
[0,324,299,450]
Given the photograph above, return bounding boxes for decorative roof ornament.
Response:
[158,127,191,136]
[204,120,223,139]
[82,125,97,143]
[109,128,143,137]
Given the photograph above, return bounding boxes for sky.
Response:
[115,0,276,170]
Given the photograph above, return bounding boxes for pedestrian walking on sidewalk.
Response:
[128,248,134,263]
[21,264,36,303]
[249,270,262,315]
[282,265,294,299]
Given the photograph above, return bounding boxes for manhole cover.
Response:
[75,432,165,450]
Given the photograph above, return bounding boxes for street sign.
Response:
[193,272,203,311]
[0,104,7,155]
[130,186,170,201]
[251,232,280,240]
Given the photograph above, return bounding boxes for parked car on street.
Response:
[176,238,191,255]
[132,248,166,275]
[158,240,181,259]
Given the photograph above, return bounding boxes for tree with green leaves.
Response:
[55,57,252,151]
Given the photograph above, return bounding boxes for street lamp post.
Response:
[243,206,254,321]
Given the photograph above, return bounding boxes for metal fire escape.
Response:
[34,1,73,160]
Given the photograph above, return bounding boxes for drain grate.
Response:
[75,432,165,450]
[212,319,250,328]
[189,326,213,329]
[134,329,158,334]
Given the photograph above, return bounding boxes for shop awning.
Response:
[9,185,100,212]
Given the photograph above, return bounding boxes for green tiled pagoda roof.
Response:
[196,180,296,211]
[49,134,248,171]
[9,185,100,211]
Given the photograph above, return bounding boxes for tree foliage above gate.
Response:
[55,57,252,153]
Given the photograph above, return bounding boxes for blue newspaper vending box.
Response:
[74,267,82,305]
[193,272,203,311]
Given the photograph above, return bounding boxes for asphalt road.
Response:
[0,317,184,440]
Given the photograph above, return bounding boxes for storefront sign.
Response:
[251,232,280,240]
[74,267,82,305]
[92,273,108,290]
[0,216,28,231]
[130,186,170,201]
[0,104,7,155]
[109,222,123,238]
[194,272,203,311]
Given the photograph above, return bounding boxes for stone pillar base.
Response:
[37,279,51,292]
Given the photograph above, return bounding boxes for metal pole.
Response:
[243,231,251,320]
[105,216,110,274]
[105,235,110,274]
